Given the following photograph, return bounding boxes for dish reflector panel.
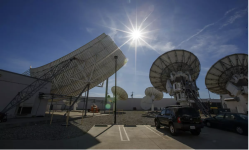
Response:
[145,87,163,100]
[29,33,127,97]
[149,49,201,93]
[205,53,248,94]
[111,86,128,100]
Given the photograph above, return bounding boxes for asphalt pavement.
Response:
[0,124,247,149]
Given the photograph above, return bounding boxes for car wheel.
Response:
[169,123,178,136]
[190,129,201,136]
[236,126,244,135]
[206,121,212,127]
[155,119,160,129]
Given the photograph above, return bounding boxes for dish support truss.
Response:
[1,56,109,118]
[1,34,126,121]
[1,58,75,114]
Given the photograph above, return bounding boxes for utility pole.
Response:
[114,56,118,124]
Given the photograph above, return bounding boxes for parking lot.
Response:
[87,125,248,149]
[1,124,247,149]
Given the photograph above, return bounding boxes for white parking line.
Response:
[144,125,169,140]
[118,125,130,141]
[144,125,174,140]
[122,126,130,141]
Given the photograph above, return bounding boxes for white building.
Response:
[48,96,222,111]
[0,69,51,118]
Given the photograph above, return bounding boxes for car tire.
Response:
[206,121,212,127]
[236,126,244,135]
[190,129,201,136]
[169,123,178,136]
[155,119,160,129]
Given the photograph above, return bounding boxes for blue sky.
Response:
[0,0,248,99]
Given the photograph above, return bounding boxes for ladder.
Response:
[1,58,75,114]
[182,78,211,117]
[186,89,212,117]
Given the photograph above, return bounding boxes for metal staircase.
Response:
[1,57,75,114]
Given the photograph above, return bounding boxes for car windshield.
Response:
[178,108,199,116]
[239,114,248,120]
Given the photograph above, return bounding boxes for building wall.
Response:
[221,94,248,113]
[49,97,221,111]
[0,69,52,118]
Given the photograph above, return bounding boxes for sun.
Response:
[131,30,142,40]
[103,10,158,74]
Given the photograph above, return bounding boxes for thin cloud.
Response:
[86,27,95,33]
[153,42,175,54]
[220,9,247,29]
[177,7,238,47]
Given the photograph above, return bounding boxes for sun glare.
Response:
[104,10,158,75]
[131,30,142,40]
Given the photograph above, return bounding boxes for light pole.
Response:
[84,84,90,116]
[104,78,108,113]
[114,56,118,124]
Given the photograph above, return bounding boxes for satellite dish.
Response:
[149,49,201,93]
[140,96,153,110]
[205,53,248,96]
[29,33,127,97]
[145,87,163,100]
[111,86,128,100]
[145,87,163,111]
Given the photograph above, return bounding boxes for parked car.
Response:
[203,112,248,135]
[154,106,204,136]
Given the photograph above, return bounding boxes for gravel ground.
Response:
[0,111,155,140]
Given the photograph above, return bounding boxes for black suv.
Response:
[154,106,204,136]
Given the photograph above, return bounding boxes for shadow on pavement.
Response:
[0,114,103,149]
[154,126,248,149]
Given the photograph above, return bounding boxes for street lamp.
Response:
[114,56,118,124]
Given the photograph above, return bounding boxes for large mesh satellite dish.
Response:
[111,86,128,100]
[149,49,201,93]
[145,87,163,100]
[140,96,153,110]
[29,33,127,96]
[205,53,248,95]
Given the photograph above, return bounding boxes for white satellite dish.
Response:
[149,49,201,106]
[111,86,128,100]
[145,87,163,111]
[145,87,163,100]
[149,49,200,93]
[111,86,128,111]
[205,53,248,96]
[29,33,127,97]
[140,96,153,110]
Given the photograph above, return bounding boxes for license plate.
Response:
[190,126,195,129]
